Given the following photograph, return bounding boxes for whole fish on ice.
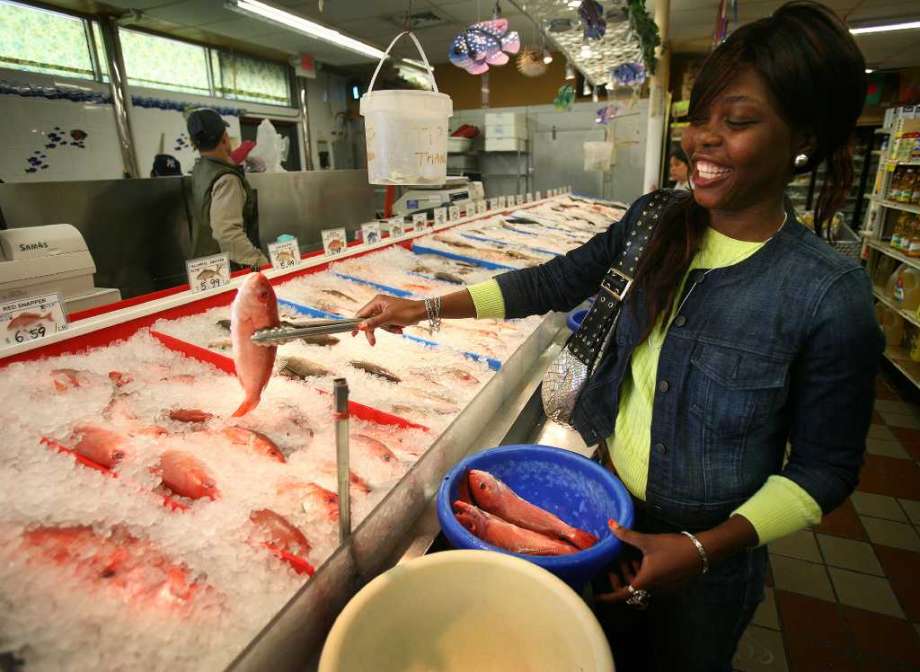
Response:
[468,469,598,549]
[453,501,577,555]
[231,272,279,416]
[69,424,128,469]
[221,426,285,463]
[158,450,218,500]
[449,19,520,75]
[249,509,311,556]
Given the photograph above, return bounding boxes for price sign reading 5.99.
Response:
[186,253,231,293]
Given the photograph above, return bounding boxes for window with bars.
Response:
[0,1,293,107]
[0,0,95,80]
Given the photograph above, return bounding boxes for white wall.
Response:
[0,68,300,182]
[304,68,354,170]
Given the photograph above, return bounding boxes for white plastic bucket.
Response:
[318,550,614,672]
[360,32,453,186]
[584,140,616,172]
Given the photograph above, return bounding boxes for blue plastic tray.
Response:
[412,243,517,271]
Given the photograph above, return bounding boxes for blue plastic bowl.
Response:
[567,308,588,332]
[436,445,634,587]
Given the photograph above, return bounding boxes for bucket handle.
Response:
[368,31,438,94]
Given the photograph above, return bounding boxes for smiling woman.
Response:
[352,3,883,670]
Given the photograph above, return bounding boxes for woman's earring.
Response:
[794,153,809,169]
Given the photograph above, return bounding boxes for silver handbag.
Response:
[541,192,674,425]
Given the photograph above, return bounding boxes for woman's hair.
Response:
[632,1,866,337]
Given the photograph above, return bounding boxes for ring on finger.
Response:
[625,584,650,610]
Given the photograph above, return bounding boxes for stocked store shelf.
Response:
[870,196,920,216]
[872,286,920,329]
[866,239,920,272]
[883,346,920,389]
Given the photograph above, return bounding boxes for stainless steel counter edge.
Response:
[227,311,568,672]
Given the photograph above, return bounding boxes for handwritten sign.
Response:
[489,198,499,211]
[525,192,533,203]
[0,292,67,347]
[536,190,543,200]
[434,207,448,226]
[476,200,487,215]
[412,213,427,230]
[361,222,381,246]
[322,228,347,257]
[515,194,524,206]
[390,218,405,238]
[498,196,507,209]
[186,253,231,293]
[448,205,461,221]
[268,239,301,270]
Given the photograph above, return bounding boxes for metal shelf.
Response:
[873,286,920,329]
[870,197,920,215]
[875,127,894,135]
[883,346,920,389]
[866,239,920,272]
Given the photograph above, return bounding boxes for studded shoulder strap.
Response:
[566,191,678,367]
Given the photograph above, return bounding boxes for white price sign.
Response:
[361,222,381,245]
[186,253,231,293]
[515,194,524,206]
[448,205,461,221]
[412,213,427,230]
[434,207,448,226]
[0,292,67,347]
[526,192,533,203]
[498,196,507,209]
[536,190,543,200]
[322,228,348,257]
[268,239,301,270]
[489,198,499,211]
[390,218,405,238]
[476,200,487,215]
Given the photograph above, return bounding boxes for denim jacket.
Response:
[496,191,884,530]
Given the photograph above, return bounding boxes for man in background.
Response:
[186,108,267,268]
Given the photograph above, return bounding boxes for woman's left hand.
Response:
[595,519,705,604]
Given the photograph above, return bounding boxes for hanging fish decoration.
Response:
[554,84,576,111]
[516,49,548,78]
[448,18,521,75]
[579,0,607,40]
[595,103,625,125]
[610,62,646,88]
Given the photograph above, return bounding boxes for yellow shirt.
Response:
[468,225,822,545]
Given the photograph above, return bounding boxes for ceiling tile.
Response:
[143,0,239,27]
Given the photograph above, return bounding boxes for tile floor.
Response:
[733,369,920,672]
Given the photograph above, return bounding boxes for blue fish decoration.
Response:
[579,0,607,40]
[449,19,521,75]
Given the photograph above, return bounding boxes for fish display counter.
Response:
[0,193,627,671]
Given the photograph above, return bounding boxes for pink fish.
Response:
[168,408,213,424]
[249,509,311,555]
[468,469,598,550]
[70,424,128,469]
[8,311,52,330]
[230,272,279,416]
[221,426,285,462]
[107,371,134,388]
[158,450,218,500]
[354,433,399,465]
[453,501,577,555]
[21,525,209,606]
[50,368,95,391]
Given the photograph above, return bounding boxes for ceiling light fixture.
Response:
[849,19,920,35]
[226,0,388,60]
[542,48,553,64]
[865,68,875,73]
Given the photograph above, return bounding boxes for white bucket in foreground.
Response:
[360,31,453,186]
[318,549,614,672]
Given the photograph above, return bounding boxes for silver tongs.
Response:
[251,318,363,346]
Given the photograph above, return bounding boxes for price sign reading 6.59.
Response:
[0,292,68,348]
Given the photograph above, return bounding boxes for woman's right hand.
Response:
[354,294,426,346]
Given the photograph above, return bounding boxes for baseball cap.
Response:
[187,108,229,147]
[151,154,181,177]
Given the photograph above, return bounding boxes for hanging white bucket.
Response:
[584,140,616,172]
[360,32,453,186]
